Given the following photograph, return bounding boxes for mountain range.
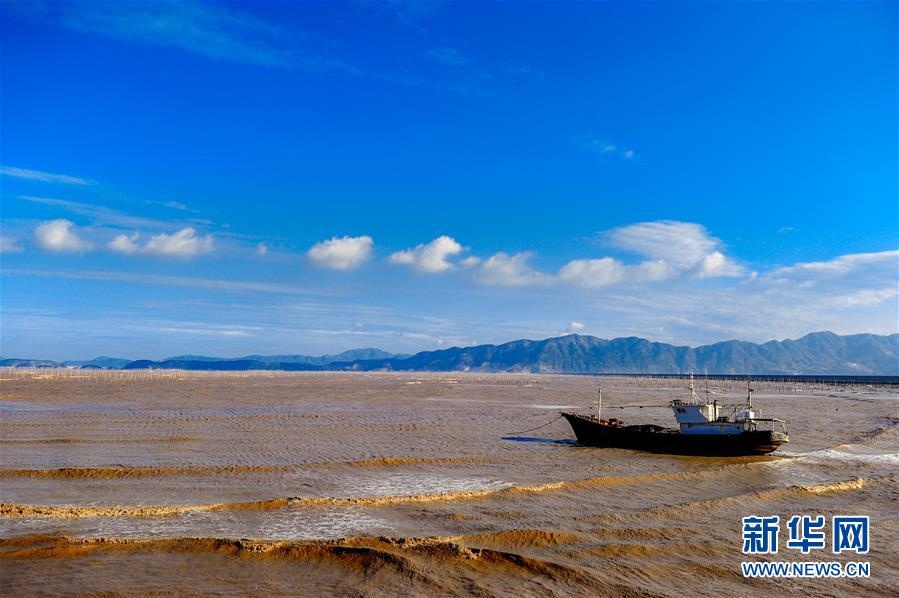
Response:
[1,332,897,375]
[329,332,899,375]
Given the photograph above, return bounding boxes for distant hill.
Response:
[0,348,395,371]
[0,358,63,368]
[162,348,394,366]
[333,332,899,375]
[122,348,397,371]
[62,356,132,369]
[3,334,897,374]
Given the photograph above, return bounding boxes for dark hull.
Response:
[561,412,787,456]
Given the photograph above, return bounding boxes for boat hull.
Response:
[561,412,787,456]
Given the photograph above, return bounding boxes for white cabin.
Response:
[669,375,758,435]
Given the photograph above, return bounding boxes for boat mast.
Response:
[745,355,755,411]
[704,369,710,404]
[689,372,700,404]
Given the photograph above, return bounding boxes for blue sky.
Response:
[1,1,896,360]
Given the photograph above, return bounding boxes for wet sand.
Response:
[1,371,897,595]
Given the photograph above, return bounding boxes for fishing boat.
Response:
[561,376,788,456]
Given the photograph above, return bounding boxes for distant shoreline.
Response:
[2,367,898,386]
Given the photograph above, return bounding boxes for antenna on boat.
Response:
[597,388,602,420]
[689,372,700,404]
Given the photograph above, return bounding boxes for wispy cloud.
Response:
[607,221,718,267]
[1,166,90,185]
[0,235,25,254]
[146,323,263,338]
[159,200,198,213]
[374,0,447,34]
[390,235,464,272]
[4,268,331,297]
[10,1,360,73]
[33,219,93,252]
[307,235,374,270]
[499,63,545,80]
[423,46,468,66]
[19,195,183,230]
[829,287,898,308]
[575,136,636,160]
[34,1,291,66]
[769,250,899,278]
[575,247,899,343]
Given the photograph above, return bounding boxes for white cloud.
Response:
[108,228,214,258]
[476,221,744,289]
[566,321,585,332]
[605,220,744,279]
[0,235,24,254]
[144,228,214,257]
[460,255,482,267]
[307,235,373,270]
[108,233,141,255]
[390,235,463,273]
[696,251,743,278]
[630,259,674,282]
[475,252,550,286]
[557,257,626,288]
[471,221,745,288]
[34,219,93,252]
[1,166,90,185]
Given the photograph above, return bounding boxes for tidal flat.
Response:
[1,370,897,596]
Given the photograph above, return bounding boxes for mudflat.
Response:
[1,370,897,595]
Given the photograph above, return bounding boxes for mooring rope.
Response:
[503,414,564,436]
